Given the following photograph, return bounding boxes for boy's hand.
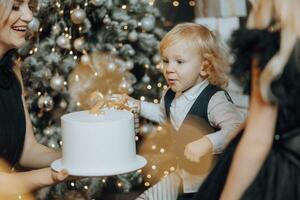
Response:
[184,136,213,163]
[111,94,141,112]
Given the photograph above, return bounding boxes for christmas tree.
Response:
[18,0,168,199]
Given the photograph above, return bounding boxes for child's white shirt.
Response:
[140,79,244,193]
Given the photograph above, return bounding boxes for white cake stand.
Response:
[51,155,147,176]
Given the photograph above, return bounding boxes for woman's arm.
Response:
[14,63,61,168]
[220,66,278,200]
[19,96,61,169]
[0,167,68,195]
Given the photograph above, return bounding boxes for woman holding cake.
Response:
[0,0,68,196]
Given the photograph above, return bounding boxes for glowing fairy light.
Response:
[117,182,123,187]
[173,1,179,7]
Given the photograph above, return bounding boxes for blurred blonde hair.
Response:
[0,0,38,20]
[68,52,124,110]
[0,0,13,22]
[247,0,300,102]
[160,23,230,88]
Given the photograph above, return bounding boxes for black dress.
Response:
[0,50,26,167]
[193,30,300,200]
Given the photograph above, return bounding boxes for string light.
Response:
[147,85,152,90]
[160,148,165,153]
[84,185,89,190]
[151,165,157,170]
[144,182,150,187]
[135,136,139,141]
[37,91,41,96]
[55,2,61,8]
[74,55,78,60]
[164,170,169,175]
[144,64,149,69]
[52,48,55,52]
[75,74,80,81]
[140,96,145,101]
[137,169,142,173]
[153,99,159,103]
[163,85,168,90]
[157,82,162,87]
[189,0,196,6]
[39,27,43,32]
[18,195,22,199]
[64,81,68,86]
[157,126,163,131]
[147,174,152,178]
[121,5,127,9]
[170,166,175,171]
[117,182,123,187]
[76,101,81,107]
[102,178,106,183]
[70,182,75,187]
[149,0,155,6]
[173,1,179,7]
[151,145,157,150]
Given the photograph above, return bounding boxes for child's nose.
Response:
[166,64,176,73]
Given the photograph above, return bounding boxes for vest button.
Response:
[274,134,280,140]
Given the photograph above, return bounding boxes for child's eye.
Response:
[177,60,185,64]
[162,60,169,64]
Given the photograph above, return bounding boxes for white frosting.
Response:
[61,109,136,173]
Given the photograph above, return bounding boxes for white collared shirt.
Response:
[140,79,244,193]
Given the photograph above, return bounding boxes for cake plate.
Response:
[51,155,147,176]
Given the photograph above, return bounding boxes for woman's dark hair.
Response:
[230,29,300,131]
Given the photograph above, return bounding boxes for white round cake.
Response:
[52,109,146,176]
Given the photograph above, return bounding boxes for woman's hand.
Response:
[51,168,69,183]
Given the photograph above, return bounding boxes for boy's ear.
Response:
[199,65,208,76]
[200,53,213,77]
